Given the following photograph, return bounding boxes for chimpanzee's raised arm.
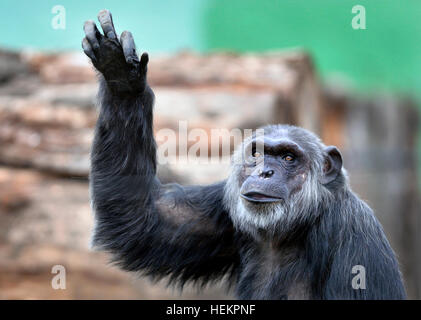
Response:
[83,10,240,285]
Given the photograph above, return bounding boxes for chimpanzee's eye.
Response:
[283,154,294,162]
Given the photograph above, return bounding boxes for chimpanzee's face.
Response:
[238,136,310,206]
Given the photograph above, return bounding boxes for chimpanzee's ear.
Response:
[321,146,343,185]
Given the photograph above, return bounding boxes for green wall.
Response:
[203,0,421,99]
[0,0,204,52]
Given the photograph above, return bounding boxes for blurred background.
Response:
[0,0,419,299]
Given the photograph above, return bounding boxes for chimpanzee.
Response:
[83,10,406,299]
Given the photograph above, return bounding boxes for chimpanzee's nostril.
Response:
[260,169,274,178]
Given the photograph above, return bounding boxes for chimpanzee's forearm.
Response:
[90,77,157,215]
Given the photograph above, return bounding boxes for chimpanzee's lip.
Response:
[240,192,283,203]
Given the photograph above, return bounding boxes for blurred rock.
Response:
[0,50,30,84]
[0,96,95,177]
[0,51,321,179]
[0,168,39,216]
[23,51,97,84]
[0,167,230,299]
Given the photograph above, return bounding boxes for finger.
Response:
[82,37,97,62]
[140,52,149,70]
[98,9,117,39]
[83,20,101,50]
[120,31,139,64]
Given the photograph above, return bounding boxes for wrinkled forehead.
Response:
[243,136,305,156]
[243,126,322,154]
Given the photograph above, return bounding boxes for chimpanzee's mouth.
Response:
[240,192,283,203]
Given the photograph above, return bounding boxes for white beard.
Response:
[230,200,286,236]
[224,171,326,239]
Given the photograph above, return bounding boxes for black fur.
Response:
[85,10,406,299]
[233,190,406,299]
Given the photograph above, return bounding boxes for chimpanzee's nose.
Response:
[259,169,274,179]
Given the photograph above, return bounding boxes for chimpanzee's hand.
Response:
[82,10,149,95]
